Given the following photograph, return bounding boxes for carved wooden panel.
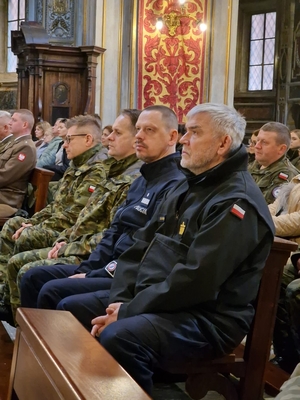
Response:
[13,43,104,123]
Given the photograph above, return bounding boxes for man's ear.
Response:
[86,134,94,146]
[218,134,232,156]
[279,143,287,155]
[169,129,178,145]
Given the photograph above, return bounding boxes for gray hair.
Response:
[187,103,246,151]
[0,111,11,120]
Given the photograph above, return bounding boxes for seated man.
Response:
[0,110,144,323]
[87,103,274,396]
[20,105,185,325]
[249,122,299,204]
[0,109,36,218]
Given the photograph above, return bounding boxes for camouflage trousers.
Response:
[0,216,60,285]
[273,261,300,360]
[3,247,81,325]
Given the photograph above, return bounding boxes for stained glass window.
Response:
[248,12,276,91]
[7,0,25,73]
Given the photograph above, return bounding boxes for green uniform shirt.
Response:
[249,155,299,204]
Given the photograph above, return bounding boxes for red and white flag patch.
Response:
[230,204,245,220]
[278,172,288,181]
[17,153,26,161]
[88,185,96,193]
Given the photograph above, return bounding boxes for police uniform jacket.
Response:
[74,152,186,275]
[0,134,36,209]
[109,145,275,356]
[249,155,299,204]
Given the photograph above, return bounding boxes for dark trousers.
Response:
[99,312,215,396]
[20,264,112,329]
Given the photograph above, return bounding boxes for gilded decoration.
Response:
[137,0,207,122]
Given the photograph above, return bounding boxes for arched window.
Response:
[7,0,25,72]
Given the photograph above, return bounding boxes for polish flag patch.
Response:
[88,185,96,193]
[278,172,288,180]
[230,204,245,220]
[17,153,26,161]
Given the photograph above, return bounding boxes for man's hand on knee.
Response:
[48,241,66,259]
[90,302,123,337]
[12,223,33,240]
[68,273,86,279]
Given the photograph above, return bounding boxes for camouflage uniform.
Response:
[3,154,142,321]
[0,144,106,284]
[249,155,299,204]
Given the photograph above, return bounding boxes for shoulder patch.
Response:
[105,260,117,277]
[272,186,281,199]
[17,153,26,162]
[230,204,245,220]
[88,185,96,193]
[278,172,288,180]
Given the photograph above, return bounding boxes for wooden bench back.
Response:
[28,167,54,213]
[7,308,150,400]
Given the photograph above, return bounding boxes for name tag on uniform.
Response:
[141,197,150,205]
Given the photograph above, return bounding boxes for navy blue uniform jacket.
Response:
[75,152,186,276]
[109,145,275,355]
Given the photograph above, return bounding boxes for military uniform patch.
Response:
[272,186,281,198]
[105,260,117,277]
[88,185,96,193]
[230,204,245,219]
[17,153,26,161]
[278,172,288,180]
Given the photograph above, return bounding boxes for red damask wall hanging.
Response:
[137,0,207,122]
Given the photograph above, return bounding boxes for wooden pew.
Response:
[0,167,54,227]
[7,308,150,400]
[6,237,297,400]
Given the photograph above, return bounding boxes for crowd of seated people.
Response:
[2,104,300,397]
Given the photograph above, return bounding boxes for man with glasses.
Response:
[19,105,185,326]
[249,122,299,204]
[0,112,142,323]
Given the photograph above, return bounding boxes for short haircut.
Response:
[142,105,178,131]
[121,109,142,135]
[35,121,52,134]
[187,103,246,151]
[103,125,113,133]
[0,111,11,120]
[260,122,290,147]
[15,109,35,130]
[291,128,300,139]
[67,114,102,143]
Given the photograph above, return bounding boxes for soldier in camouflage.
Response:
[249,122,299,204]
[0,109,142,324]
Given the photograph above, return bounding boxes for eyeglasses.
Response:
[248,139,257,146]
[64,134,87,144]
